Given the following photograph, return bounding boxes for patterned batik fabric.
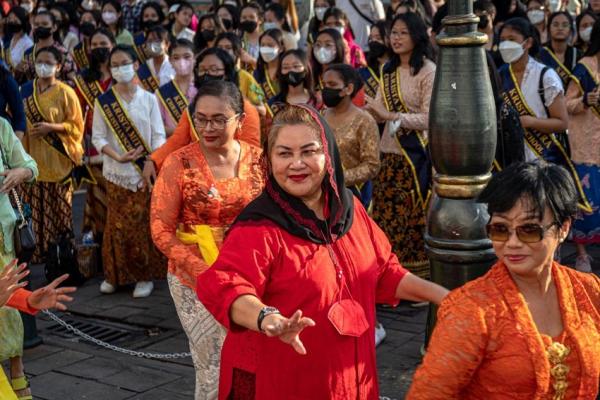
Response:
[371,152,430,279]
[102,181,166,286]
[20,181,72,264]
[572,163,600,244]
[168,274,226,400]
[83,165,107,238]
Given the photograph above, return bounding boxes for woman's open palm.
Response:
[263,310,316,355]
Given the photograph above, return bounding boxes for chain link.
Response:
[42,310,191,359]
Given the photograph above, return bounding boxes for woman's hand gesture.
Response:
[0,259,29,307]
[0,167,32,193]
[27,274,76,311]
[118,146,144,163]
[262,310,315,355]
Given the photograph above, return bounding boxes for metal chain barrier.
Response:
[42,310,191,359]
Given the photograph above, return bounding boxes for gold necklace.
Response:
[546,340,570,400]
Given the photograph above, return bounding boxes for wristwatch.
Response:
[257,306,281,332]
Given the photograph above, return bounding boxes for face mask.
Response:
[580,26,593,42]
[314,46,335,64]
[197,73,224,85]
[499,40,525,64]
[141,19,159,31]
[548,0,561,12]
[35,63,56,78]
[147,41,163,56]
[221,18,233,30]
[334,26,345,36]
[90,47,110,64]
[111,64,136,83]
[21,3,33,13]
[527,10,545,25]
[322,87,345,107]
[283,70,306,87]
[260,46,279,62]
[5,22,23,35]
[263,21,278,31]
[172,58,193,76]
[81,0,95,11]
[33,27,53,41]
[201,29,216,42]
[102,11,118,25]
[368,41,387,58]
[79,21,95,36]
[239,20,258,33]
[37,7,48,12]
[315,7,327,21]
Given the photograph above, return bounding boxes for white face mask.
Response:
[314,46,335,64]
[171,58,193,76]
[147,41,163,56]
[82,0,96,11]
[263,22,279,31]
[111,64,136,83]
[527,9,545,25]
[499,40,526,64]
[580,26,593,43]
[102,11,118,25]
[315,7,327,21]
[334,26,345,36]
[35,63,56,78]
[548,0,561,12]
[20,2,33,13]
[260,46,279,62]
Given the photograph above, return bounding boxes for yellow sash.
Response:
[176,225,219,266]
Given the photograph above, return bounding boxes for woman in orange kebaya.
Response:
[407,162,599,400]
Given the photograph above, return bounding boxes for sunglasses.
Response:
[486,222,557,243]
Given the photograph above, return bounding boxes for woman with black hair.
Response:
[565,19,600,272]
[92,44,166,298]
[304,0,334,48]
[170,1,195,41]
[311,28,346,90]
[264,3,297,50]
[132,1,166,63]
[538,11,582,89]
[143,25,175,87]
[408,162,600,399]
[193,13,224,53]
[216,3,239,32]
[497,17,590,212]
[239,2,263,71]
[74,28,116,240]
[71,9,101,70]
[254,29,284,103]
[101,0,134,46]
[364,12,435,280]
[49,4,79,53]
[526,0,548,43]
[575,9,597,53]
[1,6,32,72]
[359,20,390,99]
[322,7,366,68]
[268,48,321,115]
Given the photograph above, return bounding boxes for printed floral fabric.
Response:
[407,261,600,399]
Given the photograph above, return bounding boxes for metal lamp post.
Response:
[425,0,498,341]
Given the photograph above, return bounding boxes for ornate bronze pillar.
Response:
[425,0,497,340]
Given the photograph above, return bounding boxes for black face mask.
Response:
[90,47,110,64]
[321,87,345,107]
[141,19,160,31]
[477,14,489,30]
[33,27,53,41]
[196,73,225,87]
[5,22,23,35]
[79,21,95,36]
[368,41,387,59]
[283,70,306,87]
[201,29,216,42]
[239,20,257,33]
[221,18,233,30]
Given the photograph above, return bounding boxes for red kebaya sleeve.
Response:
[196,222,279,331]
[237,100,261,148]
[6,289,38,315]
[151,109,193,171]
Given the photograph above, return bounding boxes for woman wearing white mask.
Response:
[92,45,166,298]
[310,28,346,92]
[575,10,597,53]
[322,7,366,68]
[20,46,84,264]
[143,25,175,86]
[526,0,548,43]
[254,29,285,104]
[157,39,197,136]
[304,0,333,49]
[264,3,298,50]
[101,0,134,46]
[497,17,591,212]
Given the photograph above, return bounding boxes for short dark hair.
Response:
[190,80,244,116]
[477,162,579,225]
[324,63,363,97]
[109,44,138,64]
[169,38,194,55]
[8,6,31,35]
[194,47,238,88]
[175,1,194,14]
[35,45,64,65]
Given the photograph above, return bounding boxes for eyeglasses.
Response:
[193,113,239,130]
[551,22,571,28]
[486,222,557,243]
[197,66,225,75]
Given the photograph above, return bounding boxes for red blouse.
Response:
[196,197,408,399]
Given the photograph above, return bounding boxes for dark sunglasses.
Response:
[486,222,557,243]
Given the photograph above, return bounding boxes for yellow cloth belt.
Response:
[176,225,219,266]
[0,369,17,400]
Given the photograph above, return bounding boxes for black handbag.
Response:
[11,188,36,263]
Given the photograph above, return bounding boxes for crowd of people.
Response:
[0,0,597,399]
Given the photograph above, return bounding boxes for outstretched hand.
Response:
[0,259,29,307]
[27,274,77,311]
[262,310,316,355]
